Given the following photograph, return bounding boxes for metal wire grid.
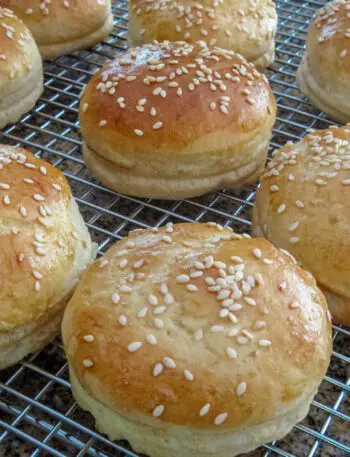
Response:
[0,0,348,456]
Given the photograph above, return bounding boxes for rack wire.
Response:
[0,0,349,456]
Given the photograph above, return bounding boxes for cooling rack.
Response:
[0,0,349,456]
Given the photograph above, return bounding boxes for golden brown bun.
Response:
[0,145,96,369]
[62,223,331,457]
[0,0,113,59]
[0,7,43,128]
[80,41,276,199]
[253,124,350,326]
[128,0,277,70]
[297,0,350,123]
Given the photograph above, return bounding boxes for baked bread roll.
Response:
[0,7,43,129]
[253,124,350,325]
[128,0,278,70]
[79,41,276,200]
[0,144,95,369]
[297,0,350,123]
[0,0,113,60]
[62,222,331,457]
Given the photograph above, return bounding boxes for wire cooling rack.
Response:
[0,1,349,456]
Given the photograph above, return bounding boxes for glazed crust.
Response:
[62,223,331,432]
[253,124,350,326]
[79,41,276,198]
[0,144,95,367]
[297,0,350,122]
[128,0,277,69]
[0,0,113,58]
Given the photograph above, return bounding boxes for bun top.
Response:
[62,223,331,430]
[128,0,277,66]
[254,124,350,306]
[79,41,276,157]
[0,7,39,90]
[0,0,111,46]
[0,145,92,332]
[305,0,350,71]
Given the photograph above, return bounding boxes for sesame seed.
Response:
[270,185,279,192]
[33,194,45,202]
[211,325,224,332]
[290,301,300,309]
[342,179,350,185]
[277,204,286,214]
[153,121,163,130]
[296,200,305,208]
[237,336,249,345]
[112,293,120,304]
[118,315,127,326]
[184,369,194,381]
[231,256,244,263]
[83,335,94,342]
[137,307,148,318]
[176,274,190,283]
[226,347,238,359]
[252,248,262,259]
[153,363,164,377]
[83,359,93,368]
[2,195,10,205]
[164,293,174,305]
[289,221,299,232]
[199,403,211,416]
[148,294,158,306]
[289,237,300,244]
[214,413,228,425]
[146,334,158,345]
[229,303,242,312]
[253,320,266,330]
[244,297,256,306]
[99,120,107,127]
[154,306,166,315]
[152,405,165,417]
[163,357,176,368]
[119,259,128,269]
[219,309,229,318]
[127,341,143,353]
[134,129,144,136]
[236,382,247,397]
[259,339,272,347]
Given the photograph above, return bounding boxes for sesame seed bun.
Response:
[0,145,96,369]
[128,0,278,70]
[0,0,114,60]
[253,124,350,326]
[296,0,350,123]
[79,41,276,200]
[0,7,43,129]
[62,222,331,457]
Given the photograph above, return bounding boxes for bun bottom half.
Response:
[82,139,269,200]
[69,366,315,457]
[0,309,63,370]
[296,56,350,124]
[39,13,114,60]
[0,54,43,129]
